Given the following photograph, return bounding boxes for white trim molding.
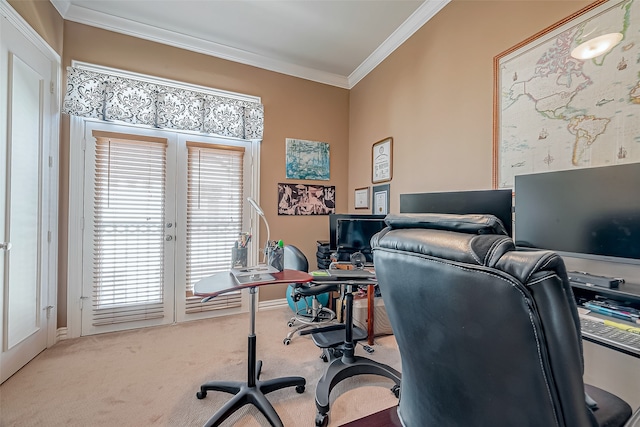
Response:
[50,0,450,89]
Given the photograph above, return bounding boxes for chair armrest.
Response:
[624,407,640,427]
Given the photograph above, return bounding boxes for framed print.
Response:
[285,138,330,180]
[354,187,369,209]
[372,137,393,183]
[373,184,390,215]
[277,183,335,215]
[493,0,640,189]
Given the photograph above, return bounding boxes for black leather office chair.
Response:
[371,213,637,427]
[283,245,338,344]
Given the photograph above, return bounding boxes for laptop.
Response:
[231,265,279,284]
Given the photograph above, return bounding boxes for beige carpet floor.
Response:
[0,307,401,426]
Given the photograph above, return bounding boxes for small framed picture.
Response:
[373,184,390,215]
[372,137,393,184]
[354,187,369,209]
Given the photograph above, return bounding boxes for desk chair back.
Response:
[283,245,335,345]
[372,213,633,427]
[284,244,309,272]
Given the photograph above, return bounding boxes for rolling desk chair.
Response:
[283,245,338,344]
[309,268,401,427]
[370,213,638,427]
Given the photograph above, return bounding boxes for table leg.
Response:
[367,284,375,345]
[197,287,306,426]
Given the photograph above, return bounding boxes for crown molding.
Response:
[50,0,449,89]
[2,0,60,60]
[348,0,450,88]
[51,0,349,88]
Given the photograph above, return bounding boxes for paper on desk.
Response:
[311,270,330,276]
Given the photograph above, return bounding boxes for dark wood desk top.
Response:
[194,269,313,298]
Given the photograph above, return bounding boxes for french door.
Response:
[79,120,253,336]
[0,10,58,383]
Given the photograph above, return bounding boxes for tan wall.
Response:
[348,0,590,212]
[11,0,596,322]
[7,0,64,55]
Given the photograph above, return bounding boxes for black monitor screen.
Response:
[514,163,640,263]
[329,214,385,250]
[335,218,386,260]
[400,189,513,236]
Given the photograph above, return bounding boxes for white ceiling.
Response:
[50,0,450,88]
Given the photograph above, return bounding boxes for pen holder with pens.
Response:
[267,241,284,272]
[231,232,250,268]
[231,246,248,268]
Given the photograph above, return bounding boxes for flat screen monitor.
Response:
[329,214,385,250]
[334,217,386,262]
[400,189,513,236]
[514,163,640,264]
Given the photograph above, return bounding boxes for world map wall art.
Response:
[494,0,640,189]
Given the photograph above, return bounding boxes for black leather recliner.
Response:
[371,213,637,427]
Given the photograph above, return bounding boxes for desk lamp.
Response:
[247,197,270,263]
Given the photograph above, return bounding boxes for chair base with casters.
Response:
[196,287,306,427]
[196,359,305,427]
[283,282,338,345]
[310,284,401,427]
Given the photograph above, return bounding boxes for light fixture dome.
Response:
[571,32,623,60]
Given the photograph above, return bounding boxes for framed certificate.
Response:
[354,187,369,209]
[372,137,393,183]
[373,184,390,215]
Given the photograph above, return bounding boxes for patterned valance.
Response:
[62,66,264,140]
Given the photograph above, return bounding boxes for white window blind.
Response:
[185,142,244,313]
[91,131,167,326]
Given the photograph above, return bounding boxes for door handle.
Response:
[0,242,11,251]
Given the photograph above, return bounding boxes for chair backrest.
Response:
[284,245,309,273]
[372,213,597,427]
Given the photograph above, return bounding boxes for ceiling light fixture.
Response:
[571,32,623,60]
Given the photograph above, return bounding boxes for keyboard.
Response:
[580,315,640,355]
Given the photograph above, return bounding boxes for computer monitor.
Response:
[336,217,386,252]
[400,189,513,236]
[329,214,385,250]
[514,163,640,264]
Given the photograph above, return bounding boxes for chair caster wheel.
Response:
[196,390,206,399]
[392,384,400,398]
[287,321,294,327]
[283,338,291,345]
[315,413,328,427]
[295,385,305,393]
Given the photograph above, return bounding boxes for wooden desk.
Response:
[194,269,312,427]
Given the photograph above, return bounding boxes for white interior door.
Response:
[0,12,56,384]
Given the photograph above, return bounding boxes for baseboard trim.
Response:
[56,327,68,341]
[259,298,288,311]
[54,302,288,341]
